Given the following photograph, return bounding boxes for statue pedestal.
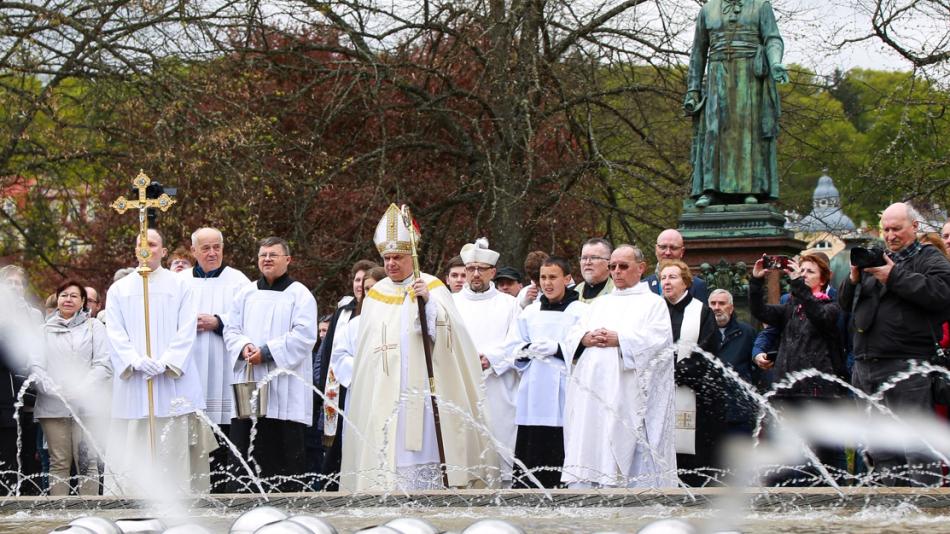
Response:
[678,203,804,266]
[677,203,805,315]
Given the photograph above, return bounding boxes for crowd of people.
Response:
[1,201,950,495]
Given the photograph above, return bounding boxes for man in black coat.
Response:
[839,202,950,486]
[708,289,759,435]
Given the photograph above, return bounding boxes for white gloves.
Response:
[132,356,166,378]
[529,339,559,358]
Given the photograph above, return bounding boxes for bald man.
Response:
[839,202,950,487]
[643,229,708,302]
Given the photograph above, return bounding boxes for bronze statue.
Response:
[684,0,789,208]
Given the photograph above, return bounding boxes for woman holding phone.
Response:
[750,253,848,485]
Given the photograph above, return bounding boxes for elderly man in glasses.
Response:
[574,238,614,303]
[453,238,521,487]
[643,229,708,302]
[562,244,676,488]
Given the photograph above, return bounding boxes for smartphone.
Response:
[762,255,790,270]
[764,351,778,362]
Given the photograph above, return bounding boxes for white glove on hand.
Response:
[132,357,165,377]
[529,339,558,358]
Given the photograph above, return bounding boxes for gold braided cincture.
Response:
[109,170,174,463]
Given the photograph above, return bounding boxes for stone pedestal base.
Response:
[677,203,806,315]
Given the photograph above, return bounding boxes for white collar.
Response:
[460,282,498,301]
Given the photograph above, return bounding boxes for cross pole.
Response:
[110,170,175,460]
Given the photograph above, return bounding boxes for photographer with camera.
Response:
[750,252,848,484]
[840,203,950,486]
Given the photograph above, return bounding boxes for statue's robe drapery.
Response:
[687,0,784,201]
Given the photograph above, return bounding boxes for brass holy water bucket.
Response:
[232,362,268,419]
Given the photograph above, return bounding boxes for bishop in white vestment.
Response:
[340,204,498,492]
[223,237,317,492]
[104,229,216,496]
[562,245,676,488]
[453,238,520,486]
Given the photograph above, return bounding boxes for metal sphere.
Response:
[67,517,122,534]
[252,521,313,534]
[114,518,166,533]
[162,525,214,534]
[460,519,526,534]
[230,506,289,534]
[384,518,440,534]
[285,515,339,534]
[636,519,698,534]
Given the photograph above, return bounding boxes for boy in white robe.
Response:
[505,257,587,488]
[453,238,520,487]
[104,229,216,496]
[223,236,317,492]
[562,245,676,488]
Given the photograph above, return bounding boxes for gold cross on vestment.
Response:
[110,170,176,270]
[373,325,398,376]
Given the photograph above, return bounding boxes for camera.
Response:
[762,255,790,270]
[851,246,886,269]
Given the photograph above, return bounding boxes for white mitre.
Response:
[459,237,499,266]
[374,203,416,256]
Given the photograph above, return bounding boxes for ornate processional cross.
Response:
[110,170,176,272]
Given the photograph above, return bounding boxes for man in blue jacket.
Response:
[708,289,758,435]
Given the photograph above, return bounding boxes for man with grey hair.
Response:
[707,289,758,435]
[574,238,614,303]
[840,202,950,486]
[179,227,250,492]
[224,236,317,491]
[562,244,675,488]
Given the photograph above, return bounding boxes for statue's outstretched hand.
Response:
[771,63,789,84]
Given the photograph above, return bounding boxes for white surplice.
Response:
[329,316,359,389]
[504,298,588,428]
[223,278,317,425]
[453,283,520,481]
[104,267,215,495]
[561,282,677,488]
[179,266,251,425]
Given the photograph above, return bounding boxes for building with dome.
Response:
[786,172,859,258]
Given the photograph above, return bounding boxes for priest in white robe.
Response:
[104,228,217,496]
[504,256,587,488]
[340,204,498,492]
[453,238,520,487]
[178,227,250,491]
[224,236,317,492]
[562,244,677,488]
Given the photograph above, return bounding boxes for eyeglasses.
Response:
[465,265,494,274]
[656,244,683,252]
[87,298,99,304]
[258,253,288,259]
[608,262,631,271]
[579,255,609,263]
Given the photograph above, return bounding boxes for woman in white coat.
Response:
[34,281,111,495]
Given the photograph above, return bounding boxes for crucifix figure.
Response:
[109,170,175,459]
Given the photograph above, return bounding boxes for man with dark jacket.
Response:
[839,202,950,486]
[708,289,759,435]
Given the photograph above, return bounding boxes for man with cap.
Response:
[453,238,521,487]
[493,267,524,298]
[340,205,498,491]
